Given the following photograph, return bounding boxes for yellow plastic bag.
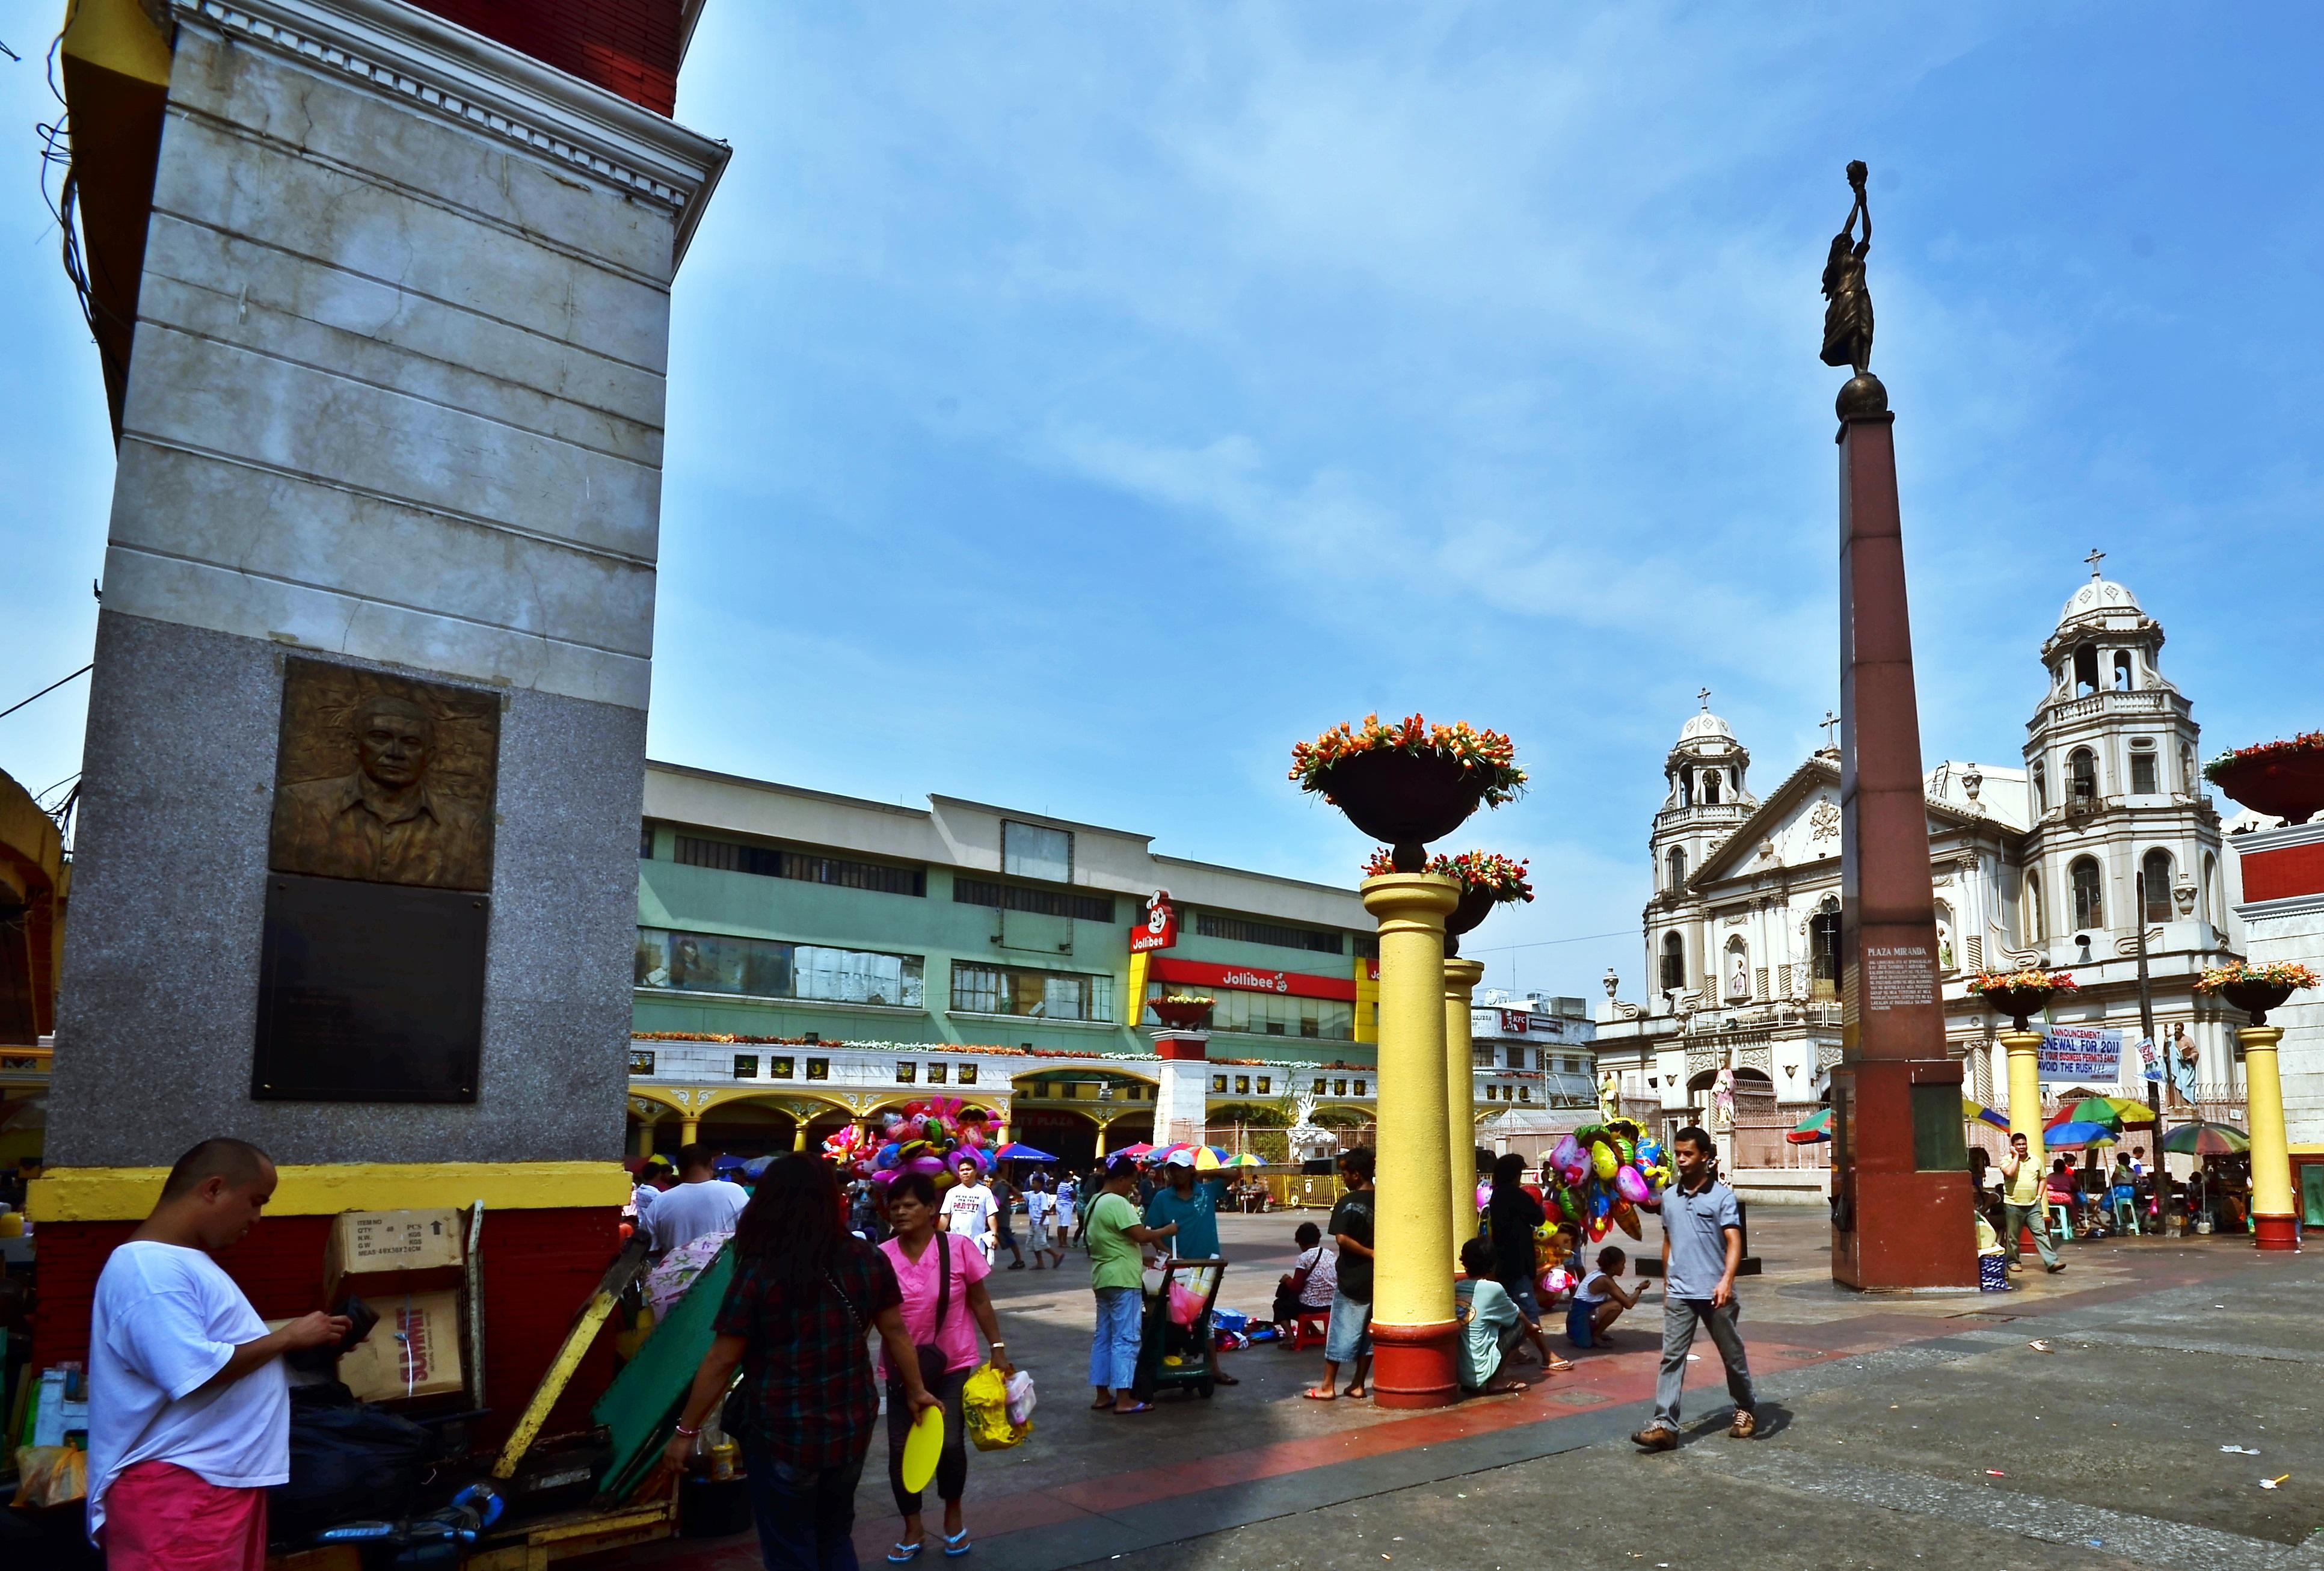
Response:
[13,1445,87,1508]
[962,1363,1030,1452]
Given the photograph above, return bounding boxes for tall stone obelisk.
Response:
[1821,162,1978,1290]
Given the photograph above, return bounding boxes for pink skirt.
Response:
[103,1460,268,1571]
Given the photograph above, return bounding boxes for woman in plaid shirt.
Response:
[665,1156,939,1570]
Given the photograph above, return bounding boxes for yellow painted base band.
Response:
[28,1160,632,1223]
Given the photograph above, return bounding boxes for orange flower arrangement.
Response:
[1360,847,1534,902]
[1290,713,1526,805]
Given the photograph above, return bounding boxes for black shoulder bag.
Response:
[896,1232,953,1392]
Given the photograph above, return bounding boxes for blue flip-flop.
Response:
[887,1540,925,1563]
[943,1529,973,1557]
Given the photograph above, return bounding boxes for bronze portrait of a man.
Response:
[269,666,497,891]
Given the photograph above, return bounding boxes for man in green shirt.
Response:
[1086,1155,1178,1414]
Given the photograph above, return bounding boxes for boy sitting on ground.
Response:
[1273,1220,1336,1332]
[1454,1238,1534,1395]
[1565,1245,1644,1348]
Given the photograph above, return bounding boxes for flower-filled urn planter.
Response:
[2205,732,2324,825]
[1148,995,1214,1031]
[2196,961,2319,1026]
[1365,848,1534,956]
[1965,968,2078,1032]
[1291,715,1526,870]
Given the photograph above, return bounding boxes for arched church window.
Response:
[2032,759,2048,812]
[2068,748,2097,805]
[1703,771,1721,806]
[1660,932,1686,992]
[2070,856,2104,931]
[2129,739,2159,795]
[2178,742,2193,794]
[1809,909,1840,1001]
[2073,644,2100,696]
[2113,651,2135,691]
[2025,873,2044,942]
[2203,853,2221,927]
[1667,847,1688,893]
[2141,849,2172,924]
[1676,772,1691,808]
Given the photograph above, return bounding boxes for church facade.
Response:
[1593,568,2249,1145]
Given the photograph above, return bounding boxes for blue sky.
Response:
[3,3,2320,1003]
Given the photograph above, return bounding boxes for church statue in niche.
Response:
[269,659,499,891]
[1730,953,1750,1000]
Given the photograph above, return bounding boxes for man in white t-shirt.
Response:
[88,1137,350,1567]
[940,1157,999,1264]
[1024,1175,1065,1270]
[647,1144,750,1255]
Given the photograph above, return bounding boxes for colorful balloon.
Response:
[1590,1142,1618,1181]
[1615,1164,1651,1205]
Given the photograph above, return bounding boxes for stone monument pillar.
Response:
[1362,871,1460,1409]
[1820,162,1977,1291]
[1151,1033,1213,1150]
[32,0,725,1421]
[1442,957,1485,1255]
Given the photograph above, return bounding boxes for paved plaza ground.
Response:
[602,1207,2323,1571]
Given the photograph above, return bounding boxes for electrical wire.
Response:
[0,663,93,722]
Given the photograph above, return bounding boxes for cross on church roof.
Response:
[2085,547,2105,578]
[1820,710,1840,748]
[1698,687,1712,710]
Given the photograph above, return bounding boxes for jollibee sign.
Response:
[1130,890,1178,953]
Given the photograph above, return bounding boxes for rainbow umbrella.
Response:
[2161,1121,2249,1157]
[2043,1120,2120,1151]
[1114,1142,1154,1158]
[1963,1097,2011,1131]
[2046,1095,2156,1131]
[1226,1152,1265,1167]
[1787,1107,1833,1145]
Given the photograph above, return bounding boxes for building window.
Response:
[1505,1046,1526,1069]
[672,834,926,896]
[951,963,1115,1022]
[1666,847,1688,894]
[1353,1080,1366,1097]
[1702,770,1721,805]
[2142,849,2173,924]
[1472,1044,1494,1068]
[896,1062,917,1083]
[636,928,925,1007]
[1257,1076,1271,1094]
[2073,642,2099,695]
[951,878,1114,924]
[772,1057,795,1079]
[2032,759,2047,812]
[2071,856,2104,930]
[639,821,656,859]
[1158,985,1352,1041]
[806,1058,829,1080]
[1311,1078,1326,1095]
[1235,1075,1251,1095]
[958,1065,977,1086]
[1213,1075,1228,1093]
[1003,820,1073,882]
[1810,909,1840,1000]
[926,1063,947,1084]
[1484,1084,1499,1102]
[2068,748,2098,805]
[1354,933,1379,960]
[2025,872,2044,942]
[1660,930,1686,991]
[2113,651,2135,690]
[2179,742,2195,793]
[1518,1085,1531,1102]
[1333,1079,1348,1096]
[1563,1056,1582,1073]
[1675,772,1692,808]
[2130,739,2159,795]
[1191,911,1343,954]
[629,1049,655,1074]
[733,1054,758,1078]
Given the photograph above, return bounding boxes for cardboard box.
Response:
[337,1290,464,1403]
[325,1208,464,1291]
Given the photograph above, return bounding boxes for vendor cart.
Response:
[1131,1258,1226,1401]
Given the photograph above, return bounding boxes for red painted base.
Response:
[32,1207,622,1445]
[2254,1212,2299,1251]
[1370,1318,1459,1409]
[1830,1062,1979,1291]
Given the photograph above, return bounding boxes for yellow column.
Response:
[679,1116,699,1146]
[792,1119,810,1152]
[2241,1025,2298,1250]
[1443,957,1486,1258]
[634,1121,658,1160]
[1095,1116,1110,1157]
[2001,1030,2046,1175]
[1361,871,1460,1409]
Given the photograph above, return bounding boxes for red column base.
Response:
[2254,1212,2299,1251]
[1370,1318,1459,1409]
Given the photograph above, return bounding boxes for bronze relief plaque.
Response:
[254,659,499,1102]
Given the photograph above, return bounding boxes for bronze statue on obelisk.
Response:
[1821,160,1873,375]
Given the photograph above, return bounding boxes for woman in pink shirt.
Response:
[879,1173,1016,1561]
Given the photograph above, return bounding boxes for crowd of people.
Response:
[1971,1135,2255,1272]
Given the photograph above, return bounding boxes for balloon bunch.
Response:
[837,1096,994,1190]
[1543,1118,1670,1244]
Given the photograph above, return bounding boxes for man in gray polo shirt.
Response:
[1631,1125,1756,1450]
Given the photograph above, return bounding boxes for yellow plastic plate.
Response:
[900,1401,944,1495]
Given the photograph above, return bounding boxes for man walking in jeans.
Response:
[1632,1126,1756,1450]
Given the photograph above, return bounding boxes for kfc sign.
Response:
[1130,890,1178,953]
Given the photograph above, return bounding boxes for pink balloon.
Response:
[1475,1182,1492,1212]
[903,1154,947,1177]
[1615,1164,1651,1205]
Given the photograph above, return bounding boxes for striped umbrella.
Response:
[2161,1121,2249,1157]
[1962,1097,2011,1131]
[2043,1120,2120,1151]
[1787,1107,1833,1145]
[2046,1095,2156,1131]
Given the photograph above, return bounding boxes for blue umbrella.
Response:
[2043,1121,2119,1151]
[995,1142,1056,1163]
